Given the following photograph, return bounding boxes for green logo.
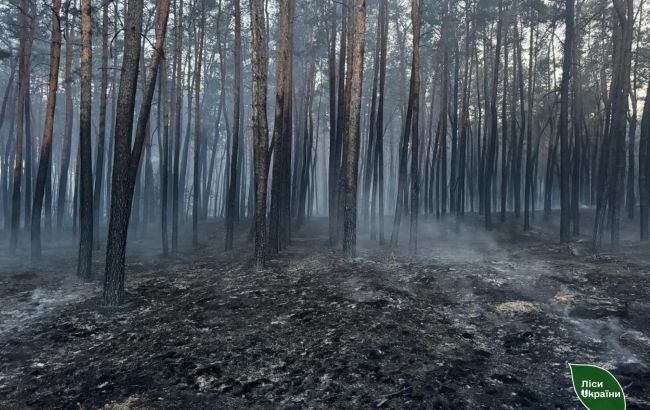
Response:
[569,363,626,410]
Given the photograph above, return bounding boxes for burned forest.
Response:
[1,0,650,408]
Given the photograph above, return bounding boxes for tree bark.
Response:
[408,0,421,252]
[104,0,171,306]
[342,0,366,259]
[250,0,269,269]
[327,3,337,241]
[31,0,62,259]
[559,0,574,243]
[93,0,110,249]
[500,29,509,222]
[77,0,94,280]
[484,0,503,230]
[161,57,170,254]
[373,0,388,244]
[524,16,536,230]
[10,0,33,251]
[192,0,205,246]
[593,0,634,250]
[269,0,293,253]
[171,0,184,252]
[225,0,242,251]
[639,80,650,240]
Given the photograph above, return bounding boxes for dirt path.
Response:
[0,218,649,409]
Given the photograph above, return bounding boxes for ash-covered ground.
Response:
[0,214,649,409]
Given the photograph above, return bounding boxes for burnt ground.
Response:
[0,213,649,409]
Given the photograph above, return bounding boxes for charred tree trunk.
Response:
[484,1,503,230]
[330,4,346,246]
[172,0,184,252]
[559,0,574,243]
[30,0,62,259]
[513,7,526,219]
[0,60,16,229]
[77,0,94,280]
[362,6,381,231]
[626,2,642,220]
[269,0,293,253]
[250,0,269,269]
[593,0,634,250]
[457,3,473,220]
[93,0,109,250]
[500,30,509,222]
[440,13,449,217]
[408,0,421,252]
[192,0,205,246]
[225,0,242,251]
[327,3,337,240]
[342,0,366,259]
[571,7,583,236]
[56,7,75,231]
[639,80,650,240]
[104,0,171,306]
[297,64,316,229]
[390,0,419,248]
[10,0,33,251]
[524,18,536,230]
[373,0,388,244]
[161,57,170,254]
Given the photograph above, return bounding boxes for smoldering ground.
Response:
[0,214,649,409]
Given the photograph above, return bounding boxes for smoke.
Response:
[357,216,647,369]
[0,280,96,341]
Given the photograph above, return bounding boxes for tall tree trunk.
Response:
[524,17,536,230]
[440,10,449,217]
[327,3,337,240]
[484,1,503,230]
[31,0,62,259]
[77,0,94,279]
[161,57,170,254]
[457,3,474,220]
[342,0,366,259]
[296,64,316,229]
[203,104,222,218]
[179,46,194,222]
[250,0,269,269]
[639,80,650,240]
[593,0,634,250]
[361,5,381,231]
[225,0,242,251]
[330,3,347,246]
[571,4,583,235]
[626,0,642,220]
[23,73,33,232]
[500,30,509,222]
[269,0,293,253]
[106,0,119,229]
[0,61,17,229]
[10,0,33,251]
[559,0,574,243]
[192,0,205,246]
[172,0,184,252]
[408,0,421,252]
[390,0,419,248]
[93,0,110,249]
[103,0,171,306]
[513,5,526,219]
[373,0,388,244]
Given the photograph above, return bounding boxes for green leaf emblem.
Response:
[569,363,625,410]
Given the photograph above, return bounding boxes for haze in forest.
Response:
[1,0,650,407]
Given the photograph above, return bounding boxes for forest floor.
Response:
[0,212,649,409]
